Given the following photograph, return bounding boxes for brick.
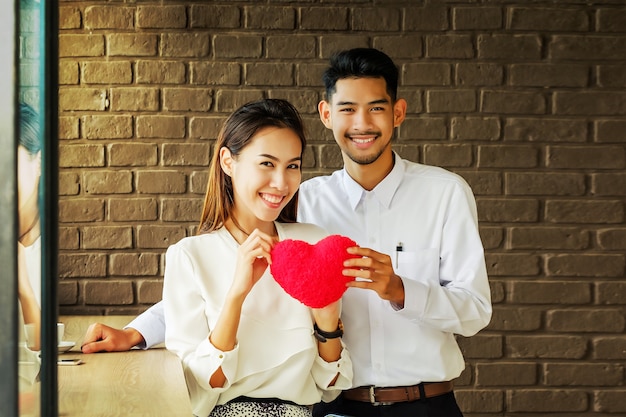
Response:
[595,119,626,143]
[84,281,134,305]
[59,172,80,196]
[476,362,536,386]
[485,306,543,332]
[82,226,133,250]
[404,6,449,31]
[597,228,626,250]
[505,172,585,196]
[58,254,107,278]
[392,146,419,166]
[108,34,158,57]
[189,4,240,29]
[597,8,626,32]
[597,64,626,88]
[190,171,209,195]
[423,144,473,167]
[397,117,447,140]
[477,198,539,222]
[296,62,327,87]
[403,63,451,86]
[507,390,588,413]
[508,7,589,31]
[319,144,344,169]
[352,7,401,32]
[82,115,133,140]
[545,200,624,224]
[189,117,224,140]
[191,62,241,85]
[84,6,134,30]
[58,88,107,111]
[547,309,625,333]
[554,92,626,115]
[110,88,159,112]
[59,144,105,168]
[215,89,265,113]
[594,390,626,413]
[455,63,503,86]
[136,170,186,194]
[161,33,210,58]
[373,36,423,59]
[83,170,133,194]
[546,363,623,386]
[510,281,591,304]
[455,390,503,413]
[245,6,295,30]
[426,35,474,59]
[477,145,539,168]
[596,282,626,306]
[509,64,588,88]
[162,143,211,166]
[136,60,186,84]
[137,280,164,304]
[59,7,81,30]
[110,253,160,276]
[485,253,541,276]
[300,7,348,30]
[58,281,78,305]
[593,336,626,360]
[547,254,624,277]
[453,7,502,30]
[58,116,79,140]
[592,173,626,196]
[267,90,319,115]
[477,34,542,60]
[451,117,500,141]
[161,198,204,222]
[456,171,502,195]
[509,227,589,250]
[507,335,588,359]
[163,88,213,111]
[457,334,502,359]
[58,34,105,57]
[550,35,626,60]
[136,5,186,29]
[58,60,79,85]
[266,36,316,59]
[504,117,587,142]
[136,116,186,139]
[59,227,80,250]
[214,35,263,58]
[481,90,546,114]
[479,226,504,249]
[426,90,476,113]
[109,198,158,222]
[491,280,505,304]
[136,225,187,249]
[108,143,158,167]
[245,63,294,86]
[59,198,105,223]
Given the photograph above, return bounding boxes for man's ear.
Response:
[393,98,407,128]
[318,100,333,129]
[219,147,233,176]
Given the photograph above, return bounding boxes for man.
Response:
[82,48,492,417]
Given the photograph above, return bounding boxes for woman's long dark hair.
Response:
[197,99,307,235]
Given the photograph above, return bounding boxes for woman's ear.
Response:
[219,147,233,176]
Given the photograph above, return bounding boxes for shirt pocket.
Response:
[396,248,440,283]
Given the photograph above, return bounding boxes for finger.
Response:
[81,340,110,354]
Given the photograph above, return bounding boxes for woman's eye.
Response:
[288,163,301,169]
[260,161,274,167]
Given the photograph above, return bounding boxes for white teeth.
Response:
[352,137,374,144]
[261,194,282,204]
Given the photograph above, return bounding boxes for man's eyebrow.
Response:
[336,98,390,106]
[258,154,302,162]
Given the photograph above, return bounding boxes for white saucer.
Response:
[58,341,76,353]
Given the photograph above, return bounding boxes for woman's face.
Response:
[222,126,302,227]
[17,145,41,213]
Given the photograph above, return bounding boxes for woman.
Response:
[163,99,353,417]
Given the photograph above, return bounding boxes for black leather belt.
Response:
[343,381,453,405]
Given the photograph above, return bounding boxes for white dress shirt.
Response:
[297,153,492,388]
[162,222,352,417]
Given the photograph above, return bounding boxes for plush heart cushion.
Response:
[270,234,359,308]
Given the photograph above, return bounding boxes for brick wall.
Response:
[57,1,626,415]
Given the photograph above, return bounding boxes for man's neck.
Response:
[344,151,395,191]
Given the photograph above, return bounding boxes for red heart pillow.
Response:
[270,234,359,308]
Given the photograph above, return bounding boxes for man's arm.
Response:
[81,301,166,353]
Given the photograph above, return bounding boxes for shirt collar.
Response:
[341,152,406,210]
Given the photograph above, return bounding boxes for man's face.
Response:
[318,77,406,166]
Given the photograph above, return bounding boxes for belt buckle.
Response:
[368,386,392,406]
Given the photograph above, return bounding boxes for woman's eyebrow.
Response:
[258,154,302,162]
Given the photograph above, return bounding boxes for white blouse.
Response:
[163,222,353,417]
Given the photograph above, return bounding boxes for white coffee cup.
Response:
[57,322,65,344]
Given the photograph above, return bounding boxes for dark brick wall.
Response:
[57,1,626,414]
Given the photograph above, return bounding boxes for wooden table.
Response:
[58,315,193,417]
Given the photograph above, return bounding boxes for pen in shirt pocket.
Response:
[395,242,403,268]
